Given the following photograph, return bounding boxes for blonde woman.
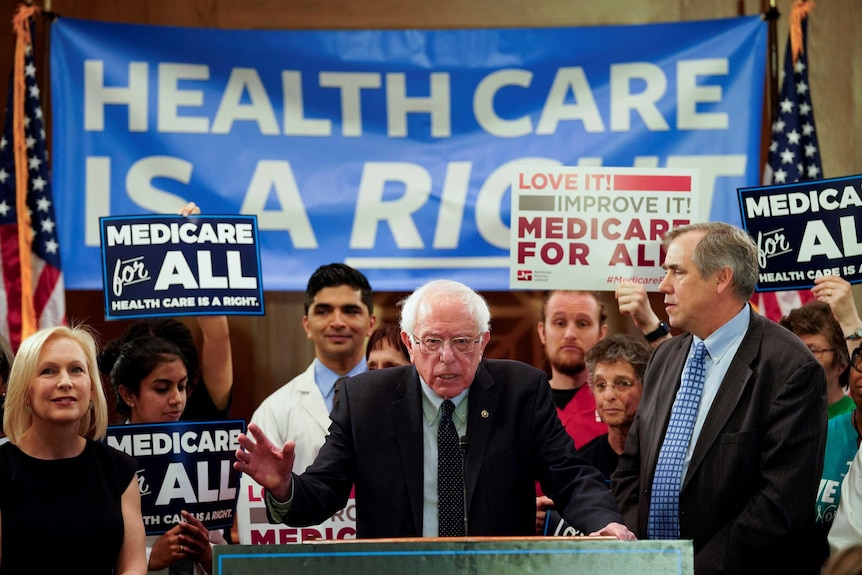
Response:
[0,325,146,574]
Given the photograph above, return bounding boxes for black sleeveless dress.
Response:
[0,439,137,573]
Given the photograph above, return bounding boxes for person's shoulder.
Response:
[91,438,138,474]
[756,314,818,356]
[255,363,315,408]
[480,359,547,385]
[0,439,14,461]
[828,410,854,435]
[353,365,412,383]
[482,358,543,373]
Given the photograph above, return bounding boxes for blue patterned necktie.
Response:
[438,399,465,536]
[648,341,708,539]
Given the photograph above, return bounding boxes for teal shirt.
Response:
[828,395,855,420]
[817,411,859,526]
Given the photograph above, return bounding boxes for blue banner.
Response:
[100,214,264,319]
[50,17,766,291]
[106,420,246,535]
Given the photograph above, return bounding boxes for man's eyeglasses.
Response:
[851,348,862,373]
[808,347,835,357]
[412,336,481,355]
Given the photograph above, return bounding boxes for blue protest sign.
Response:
[105,419,246,535]
[738,174,862,291]
[100,214,264,319]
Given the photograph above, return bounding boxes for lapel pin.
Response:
[481,410,490,418]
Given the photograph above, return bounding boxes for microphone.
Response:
[459,436,469,536]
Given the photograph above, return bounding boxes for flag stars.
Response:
[28,156,41,171]
[0,168,8,184]
[804,143,817,157]
[799,102,811,116]
[35,193,50,209]
[34,107,43,120]
[773,168,788,183]
[28,84,40,99]
[0,201,9,217]
[44,238,58,255]
[769,140,778,152]
[796,80,809,96]
[780,148,795,164]
[773,119,786,132]
[40,217,55,234]
[25,136,35,150]
[794,59,806,74]
[24,62,36,77]
[802,122,814,136]
[779,98,794,113]
[786,130,801,145]
[807,165,820,178]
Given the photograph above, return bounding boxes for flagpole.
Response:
[12,6,39,340]
[761,0,780,120]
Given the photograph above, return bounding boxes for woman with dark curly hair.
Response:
[102,331,223,574]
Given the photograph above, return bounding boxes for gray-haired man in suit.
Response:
[613,222,826,575]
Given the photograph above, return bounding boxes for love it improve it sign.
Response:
[510,166,698,291]
[738,174,862,291]
[100,214,264,319]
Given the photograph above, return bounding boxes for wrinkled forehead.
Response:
[414,298,479,335]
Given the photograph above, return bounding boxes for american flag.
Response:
[751,3,819,321]
[0,9,65,349]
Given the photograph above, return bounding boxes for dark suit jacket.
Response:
[612,309,827,575]
[284,359,622,537]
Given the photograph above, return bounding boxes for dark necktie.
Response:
[169,557,195,575]
[648,341,708,539]
[437,399,465,536]
[332,376,348,410]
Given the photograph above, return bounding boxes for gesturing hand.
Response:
[234,422,297,502]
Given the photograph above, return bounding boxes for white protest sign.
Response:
[510,166,699,291]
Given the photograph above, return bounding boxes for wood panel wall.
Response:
[0,0,859,422]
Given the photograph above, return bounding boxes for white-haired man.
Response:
[236,279,633,540]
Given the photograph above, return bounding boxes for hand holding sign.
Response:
[235,423,297,503]
[812,275,862,350]
[148,515,202,571]
[180,202,200,217]
[535,495,554,535]
[178,510,213,571]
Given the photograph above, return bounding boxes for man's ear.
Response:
[401,331,416,362]
[714,266,734,295]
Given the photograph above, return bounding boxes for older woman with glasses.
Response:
[780,301,853,419]
[577,334,652,483]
